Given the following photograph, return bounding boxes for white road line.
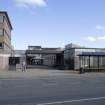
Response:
[37,96,105,105]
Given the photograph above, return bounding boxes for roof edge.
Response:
[0,11,13,30]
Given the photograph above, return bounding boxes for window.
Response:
[0,43,3,48]
[0,29,3,36]
[0,16,3,23]
[4,29,11,39]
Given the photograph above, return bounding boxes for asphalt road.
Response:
[0,71,105,105]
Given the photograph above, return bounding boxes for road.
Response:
[0,70,105,105]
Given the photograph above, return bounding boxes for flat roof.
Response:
[26,50,63,54]
[0,11,12,30]
[78,52,105,56]
[65,47,105,50]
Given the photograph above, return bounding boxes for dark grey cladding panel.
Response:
[78,52,105,56]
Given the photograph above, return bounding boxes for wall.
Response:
[0,54,10,70]
[43,54,56,66]
[0,12,13,71]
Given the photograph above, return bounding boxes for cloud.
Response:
[96,25,105,31]
[87,36,96,42]
[15,0,47,7]
[84,36,105,42]
[98,36,105,40]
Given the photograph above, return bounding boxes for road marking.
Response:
[37,96,105,105]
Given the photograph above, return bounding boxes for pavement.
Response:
[0,69,105,105]
[0,69,79,79]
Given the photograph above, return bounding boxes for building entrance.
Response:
[26,56,43,65]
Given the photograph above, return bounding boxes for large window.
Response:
[0,29,3,36]
[0,16,3,23]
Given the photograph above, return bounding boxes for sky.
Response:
[1,0,105,49]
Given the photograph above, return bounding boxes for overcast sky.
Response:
[1,0,105,49]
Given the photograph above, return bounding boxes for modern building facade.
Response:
[64,43,105,70]
[0,11,13,70]
[25,46,64,68]
[78,52,105,72]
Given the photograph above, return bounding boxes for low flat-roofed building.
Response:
[26,46,64,68]
[64,43,105,70]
